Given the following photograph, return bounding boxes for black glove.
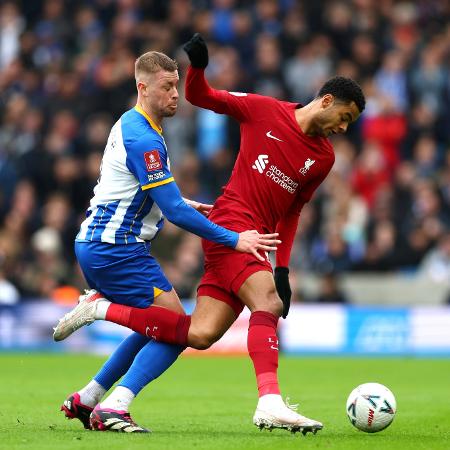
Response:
[274,267,291,319]
[183,33,209,68]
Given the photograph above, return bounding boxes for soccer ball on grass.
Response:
[346,382,396,433]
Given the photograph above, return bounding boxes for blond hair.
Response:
[135,51,178,81]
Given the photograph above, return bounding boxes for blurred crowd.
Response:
[0,0,449,304]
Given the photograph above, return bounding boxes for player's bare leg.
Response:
[238,271,323,434]
[54,288,237,349]
[187,296,238,349]
[153,290,185,313]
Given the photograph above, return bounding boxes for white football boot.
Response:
[253,395,323,434]
[53,289,106,341]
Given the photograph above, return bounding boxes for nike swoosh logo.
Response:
[266,130,283,142]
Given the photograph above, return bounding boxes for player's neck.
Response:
[136,101,163,129]
[294,103,319,137]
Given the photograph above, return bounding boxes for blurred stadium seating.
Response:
[0,0,448,321]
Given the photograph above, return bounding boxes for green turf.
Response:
[1,354,449,450]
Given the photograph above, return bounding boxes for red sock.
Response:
[106,304,191,346]
[247,311,280,397]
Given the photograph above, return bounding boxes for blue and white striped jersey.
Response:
[77,106,174,244]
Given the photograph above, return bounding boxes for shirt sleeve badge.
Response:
[144,150,163,172]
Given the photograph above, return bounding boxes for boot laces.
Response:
[285,397,299,412]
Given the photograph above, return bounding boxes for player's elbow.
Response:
[185,86,200,105]
[162,202,185,226]
[185,89,209,108]
[165,210,181,225]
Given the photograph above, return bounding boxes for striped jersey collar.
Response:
[134,105,163,135]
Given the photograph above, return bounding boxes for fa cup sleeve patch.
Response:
[144,150,163,172]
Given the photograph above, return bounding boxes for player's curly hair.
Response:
[318,76,366,113]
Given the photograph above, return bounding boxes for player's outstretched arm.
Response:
[184,198,281,260]
[149,180,280,257]
[183,34,250,121]
[183,33,218,110]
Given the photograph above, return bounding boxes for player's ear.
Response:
[137,80,148,96]
[321,94,334,109]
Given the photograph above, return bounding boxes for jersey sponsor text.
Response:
[252,154,299,193]
[266,165,298,194]
[147,171,165,182]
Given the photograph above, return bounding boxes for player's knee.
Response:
[267,296,283,317]
[192,337,214,350]
[251,291,283,317]
[188,328,218,350]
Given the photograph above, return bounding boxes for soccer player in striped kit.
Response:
[55,34,365,434]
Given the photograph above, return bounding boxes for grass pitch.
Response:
[1,354,449,450]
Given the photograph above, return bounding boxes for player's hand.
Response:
[274,266,291,319]
[235,230,281,262]
[183,33,209,68]
[184,198,213,216]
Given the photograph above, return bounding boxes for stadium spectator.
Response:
[0,254,19,305]
[419,232,450,283]
[311,271,349,304]
[0,2,24,70]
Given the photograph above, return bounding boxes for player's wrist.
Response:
[230,231,239,248]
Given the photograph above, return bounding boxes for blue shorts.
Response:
[75,240,172,308]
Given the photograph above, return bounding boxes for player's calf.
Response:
[186,307,235,349]
[54,289,191,346]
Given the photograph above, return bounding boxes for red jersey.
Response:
[186,68,335,265]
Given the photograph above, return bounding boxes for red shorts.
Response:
[197,239,273,316]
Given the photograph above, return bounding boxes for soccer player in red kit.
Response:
[54,34,365,433]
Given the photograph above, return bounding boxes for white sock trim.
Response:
[95,300,111,320]
[78,379,107,407]
[100,386,135,412]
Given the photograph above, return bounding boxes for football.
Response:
[346,382,397,433]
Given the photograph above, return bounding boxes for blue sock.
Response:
[94,332,149,390]
[119,341,185,395]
